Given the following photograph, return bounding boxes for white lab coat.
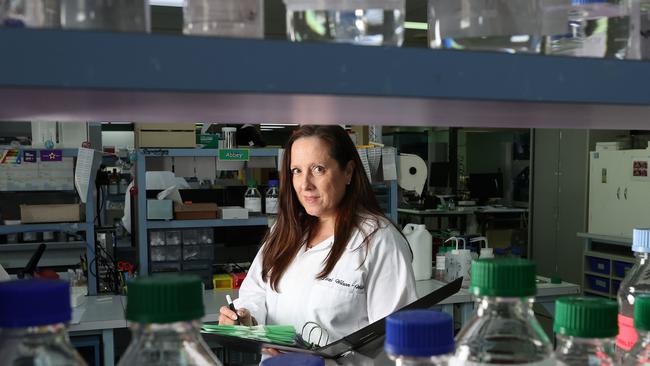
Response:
[234,214,418,344]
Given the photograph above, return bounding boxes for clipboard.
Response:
[201,277,463,359]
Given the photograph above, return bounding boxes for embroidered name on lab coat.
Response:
[322,276,365,291]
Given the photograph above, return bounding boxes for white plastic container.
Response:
[1,0,59,28]
[471,236,494,258]
[445,236,472,288]
[283,0,405,46]
[60,0,150,32]
[183,0,263,38]
[403,224,433,280]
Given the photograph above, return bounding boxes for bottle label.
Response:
[617,313,637,351]
[436,255,446,270]
[449,357,555,366]
[245,197,261,212]
[266,197,278,214]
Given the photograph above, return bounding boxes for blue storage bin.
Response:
[586,256,611,275]
[612,279,622,295]
[613,260,633,278]
[586,274,610,294]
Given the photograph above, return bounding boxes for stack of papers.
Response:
[202,324,311,348]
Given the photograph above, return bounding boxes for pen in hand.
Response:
[226,294,239,325]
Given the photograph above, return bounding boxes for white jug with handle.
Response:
[402,224,432,280]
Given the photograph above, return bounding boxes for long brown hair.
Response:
[261,125,388,291]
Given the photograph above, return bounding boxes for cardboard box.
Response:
[20,204,81,223]
[174,203,218,220]
[218,206,249,220]
[135,123,196,148]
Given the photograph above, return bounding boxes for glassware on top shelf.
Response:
[183,0,264,38]
[1,0,59,28]
[60,0,150,32]
[284,0,405,46]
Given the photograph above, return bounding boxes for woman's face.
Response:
[290,136,353,221]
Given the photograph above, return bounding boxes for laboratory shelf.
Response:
[139,148,280,158]
[2,28,650,129]
[0,223,91,235]
[0,241,87,252]
[146,217,269,229]
[583,289,613,298]
[584,270,609,278]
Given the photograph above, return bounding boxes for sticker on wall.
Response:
[632,157,650,181]
[602,168,607,183]
[23,150,37,163]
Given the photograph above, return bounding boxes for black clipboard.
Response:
[202,277,463,359]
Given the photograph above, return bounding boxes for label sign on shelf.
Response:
[219,149,249,161]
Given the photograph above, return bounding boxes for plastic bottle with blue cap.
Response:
[260,353,324,366]
[616,228,650,361]
[0,279,88,365]
[545,0,631,58]
[384,310,455,365]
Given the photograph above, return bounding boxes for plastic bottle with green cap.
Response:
[0,279,88,366]
[117,274,223,366]
[625,295,650,365]
[449,258,554,366]
[553,297,617,366]
[244,179,262,213]
[617,228,650,359]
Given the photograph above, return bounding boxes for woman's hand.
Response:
[261,348,282,356]
[218,306,257,326]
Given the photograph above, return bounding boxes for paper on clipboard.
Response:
[74,148,101,203]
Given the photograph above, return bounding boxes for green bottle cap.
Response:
[248,179,257,188]
[554,297,618,338]
[470,258,536,297]
[634,295,650,331]
[126,274,204,324]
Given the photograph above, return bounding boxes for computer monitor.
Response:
[429,162,451,188]
[468,173,503,204]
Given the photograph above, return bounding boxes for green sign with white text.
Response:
[219,149,249,161]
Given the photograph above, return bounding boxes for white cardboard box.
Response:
[218,206,249,220]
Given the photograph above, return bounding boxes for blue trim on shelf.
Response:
[146,217,269,229]
[0,223,90,235]
[139,148,280,157]
[2,28,650,106]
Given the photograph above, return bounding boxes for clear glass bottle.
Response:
[183,0,264,38]
[265,179,279,215]
[449,258,555,366]
[385,310,455,366]
[117,275,223,366]
[245,179,262,213]
[553,297,618,366]
[283,0,405,46]
[625,295,650,365]
[1,0,59,28]
[428,0,570,54]
[545,0,631,59]
[0,279,87,366]
[617,228,650,359]
[60,0,150,32]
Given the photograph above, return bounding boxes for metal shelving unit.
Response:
[580,232,635,299]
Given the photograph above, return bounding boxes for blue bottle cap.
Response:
[385,310,454,357]
[633,228,650,253]
[268,179,279,187]
[260,353,324,366]
[572,0,606,4]
[0,280,71,327]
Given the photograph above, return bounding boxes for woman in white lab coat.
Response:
[219,125,418,352]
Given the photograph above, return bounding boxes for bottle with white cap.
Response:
[385,310,455,365]
[616,228,650,360]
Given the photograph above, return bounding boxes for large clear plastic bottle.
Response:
[616,228,650,359]
[449,258,554,366]
[0,279,87,366]
[183,0,264,38]
[60,0,150,32]
[428,0,570,53]
[385,310,455,366]
[545,0,631,59]
[245,179,262,213]
[117,274,223,366]
[553,297,618,366]
[1,0,59,28]
[625,295,650,365]
[265,179,279,215]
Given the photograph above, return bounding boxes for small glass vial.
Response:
[385,310,455,365]
[625,295,650,365]
[265,179,280,215]
[117,275,223,366]
[245,179,262,213]
[60,0,150,32]
[1,0,59,28]
[554,297,617,366]
[183,0,264,38]
[0,280,87,366]
[617,228,650,359]
[450,258,555,365]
